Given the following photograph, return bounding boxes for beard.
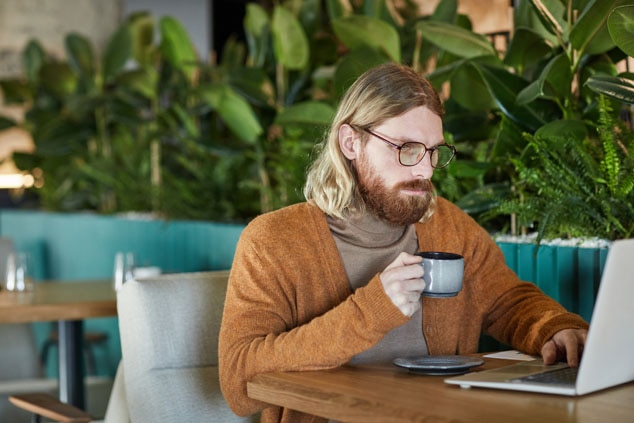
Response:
[355,153,435,226]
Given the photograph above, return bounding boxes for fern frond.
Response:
[491,97,634,241]
[597,97,620,194]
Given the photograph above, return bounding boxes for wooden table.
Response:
[0,280,116,410]
[247,357,634,422]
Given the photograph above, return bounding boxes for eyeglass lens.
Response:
[400,143,454,168]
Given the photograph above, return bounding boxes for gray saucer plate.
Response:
[393,355,484,376]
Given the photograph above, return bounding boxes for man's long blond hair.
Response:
[303,62,445,220]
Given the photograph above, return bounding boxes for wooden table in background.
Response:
[247,356,634,422]
[0,280,116,410]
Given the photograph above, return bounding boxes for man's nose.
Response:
[411,155,434,179]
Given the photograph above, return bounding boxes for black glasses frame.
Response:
[355,127,456,168]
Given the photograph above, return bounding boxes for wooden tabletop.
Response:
[0,280,116,323]
[247,357,634,423]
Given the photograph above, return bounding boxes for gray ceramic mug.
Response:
[416,252,464,297]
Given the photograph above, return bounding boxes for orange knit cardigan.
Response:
[218,199,588,422]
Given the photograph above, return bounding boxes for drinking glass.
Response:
[113,252,135,291]
[5,252,34,292]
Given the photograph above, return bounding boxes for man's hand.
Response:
[379,252,425,317]
[541,328,588,367]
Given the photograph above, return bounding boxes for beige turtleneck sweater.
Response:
[327,212,428,363]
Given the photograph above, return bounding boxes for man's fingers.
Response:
[541,340,558,365]
[379,252,426,317]
[541,329,587,367]
[383,252,423,270]
[566,342,580,368]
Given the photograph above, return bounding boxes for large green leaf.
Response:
[219,38,247,68]
[456,182,511,214]
[200,84,263,144]
[244,3,271,68]
[516,53,572,105]
[528,0,566,40]
[586,75,634,104]
[227,67,276,109]
[504,27,552,72]
[332,48,390,98]
[275,101,335,125]
[332,15,401,62]
[472,63,548,132]
[115,68,158,100]
[39,63,78,98]
[272,6,310,70]
[431,0,458,23]
[491,115,526,158]
[427,60,462,88]
[65,34,95,78]
[296,0,321,38]
[102,24,133,83]
[106,93,148,126]
[361,0,384,18]
[447,160,491,179]
[608,5,634,57]
[160,17,198,81]
[170,103,200,138]
[443,107,495,142]
[534,119,588,141]
[416,21,496,59]
[514,0,558,45]
[569,0,624,57]
[127,12,155,66]
[22,40,46,85]
[449,62,495,111]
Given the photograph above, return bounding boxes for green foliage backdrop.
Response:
[1,0,633,242]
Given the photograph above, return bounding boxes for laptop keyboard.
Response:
[510,366,578,387]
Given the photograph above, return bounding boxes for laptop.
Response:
[445,238,634,396]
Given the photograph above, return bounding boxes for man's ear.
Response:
[339,124,359,160]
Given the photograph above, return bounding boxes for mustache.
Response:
[395,179,434,192]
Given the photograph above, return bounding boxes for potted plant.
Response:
[413,0,634,321]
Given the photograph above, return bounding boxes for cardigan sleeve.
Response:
[418,198,589,356]
[218,203,410,416]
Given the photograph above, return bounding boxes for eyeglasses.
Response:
[358,127,456,168]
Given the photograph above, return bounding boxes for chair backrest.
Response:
[117,271,256,422]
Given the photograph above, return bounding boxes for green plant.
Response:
[494,96,634,242]
[0,10,319,221]
[0,0,458,221]
[10,0,630,231]
[413,0,634,238]
[1,13,218,216]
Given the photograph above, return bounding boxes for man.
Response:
[218,63,588,422]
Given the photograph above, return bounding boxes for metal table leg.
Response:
[58,320,85,409]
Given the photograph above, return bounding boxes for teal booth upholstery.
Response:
[0,209,245,378]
